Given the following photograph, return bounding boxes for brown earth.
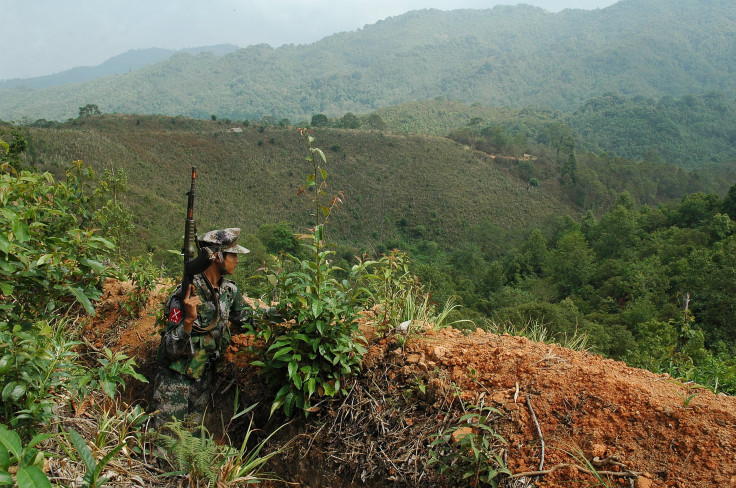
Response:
[89,279,736,487]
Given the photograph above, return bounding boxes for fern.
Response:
[157,419,221,484]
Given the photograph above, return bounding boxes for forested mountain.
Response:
[371,94,736,169]
[0,44,237,91]
[1,0,734,123]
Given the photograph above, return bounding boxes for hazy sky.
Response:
[2,0,618,81]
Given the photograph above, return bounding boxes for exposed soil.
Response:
[89,279,736,487]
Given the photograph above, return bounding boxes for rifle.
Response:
[180,167,213,301]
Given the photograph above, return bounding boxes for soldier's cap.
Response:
[198,228,250,254]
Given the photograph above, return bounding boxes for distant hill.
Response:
[17,114,729,265]
[1,0,734,123]
[371,94,736,169]
[0,44,238,90]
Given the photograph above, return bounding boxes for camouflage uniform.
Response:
[151,228,252,428]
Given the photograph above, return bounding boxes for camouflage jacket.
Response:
[157,274,253,379]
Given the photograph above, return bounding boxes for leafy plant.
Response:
[93,348,148,400]
[367,250,471,345]
[251,130,373,416]
[0,161,115,327]
[0,424,54,488]
[156,411,284,486]
[118,254,160,318]
[428,402,511,487]
[0,317,84,430]
[67,427,124,488]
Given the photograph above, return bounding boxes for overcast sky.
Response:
[2,0,619,81]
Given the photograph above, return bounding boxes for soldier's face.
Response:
[222,252,239,275]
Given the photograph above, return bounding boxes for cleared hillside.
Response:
[23,115,575,263]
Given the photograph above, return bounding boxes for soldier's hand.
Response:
[182,284,201,332]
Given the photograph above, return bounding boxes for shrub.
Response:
[250,130,374,416]
[0,161,115,327]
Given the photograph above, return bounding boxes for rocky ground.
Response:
[89,279,736,487]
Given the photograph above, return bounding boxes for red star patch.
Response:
[169,308,182,324]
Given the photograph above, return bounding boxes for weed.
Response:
[428,402,511,487]
[155,409,285,487]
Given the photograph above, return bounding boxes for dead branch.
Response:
[526,394,545,471]
[510,463,644,479]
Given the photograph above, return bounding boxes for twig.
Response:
[510,463,643,479]
[526,394,545,471]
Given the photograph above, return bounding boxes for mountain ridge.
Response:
[2,0,734,122]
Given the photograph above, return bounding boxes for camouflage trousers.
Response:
[150,365,216,430]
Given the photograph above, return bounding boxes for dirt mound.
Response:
[92,280,736,487]
[404,327,736,487]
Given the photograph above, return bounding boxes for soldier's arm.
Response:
[160,288,199,360]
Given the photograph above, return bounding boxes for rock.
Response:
[451,426,474,444]
[636,476,653,488]
[591,443,607,458]
[406,353,421,364]
[432,346,448,360]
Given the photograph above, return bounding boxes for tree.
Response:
[673,192,719,228]
[78,104,101,118]
[544,230,595,298]
[544,122,575,163]
[257,222,299,255]
[0,127,28,171]
[720,184,736,220]
[92,166,134,253]
[561,152,578,184]
[310,114,329,127]
[338,112,361,129]
[363,113,386,130]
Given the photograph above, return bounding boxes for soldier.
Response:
[150,228,259,429]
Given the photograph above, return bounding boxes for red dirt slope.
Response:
[93,280,736,487]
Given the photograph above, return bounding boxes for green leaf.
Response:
[321,205,330,217]
[0,429,21,461]
[25,434,55,451]
[2,382,26,403]
[68,428,96,473]
[272,346,293,360]
[101,380,117,399]
[79,258,104,272]
[319,168,327,180]
[0,356,11,375]
[287,361,298,379]
[0,234,10,254]
[0,446,9,471]
[35,254,53,267]
[311,300,323,318]
[15,466,52,488]
[11,221,29,243]
[92,443,124,483]
[314,148,326,164]
[67,286,95,315]
[0,470,13,485]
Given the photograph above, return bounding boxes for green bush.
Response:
[0,318,84,430]
[252,229,372,416]
[250,130,373,416]
[0,161,115,326]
